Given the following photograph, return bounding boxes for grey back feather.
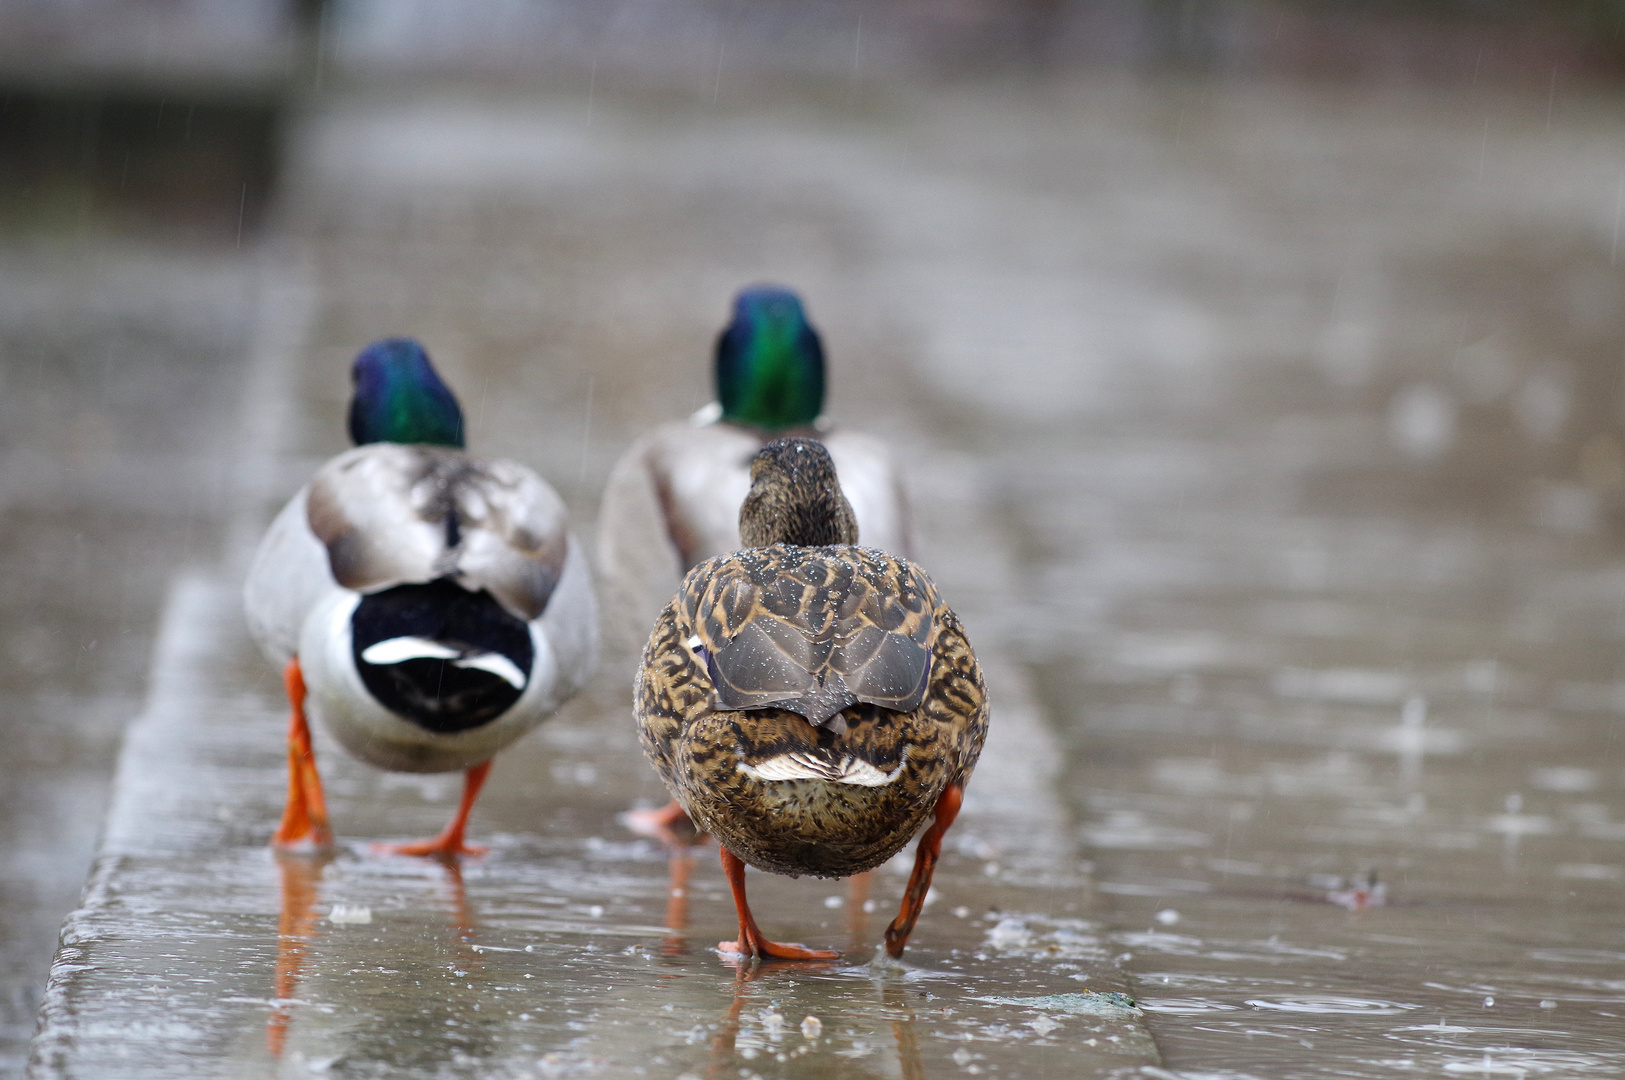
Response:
[305,444,569,621]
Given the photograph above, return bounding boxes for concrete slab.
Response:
[0,243,272,1075]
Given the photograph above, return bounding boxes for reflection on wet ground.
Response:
[23,73,1625,1077]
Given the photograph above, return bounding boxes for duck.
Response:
[603,286,915,842]
[243,338,597,857]
[598,285,913,659]
[635,437,987,960]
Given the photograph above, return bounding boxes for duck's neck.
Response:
[740,482,858,548]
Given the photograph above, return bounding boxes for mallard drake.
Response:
[599,285,913,657]
[635,437,986,959]
[244,338,597,857]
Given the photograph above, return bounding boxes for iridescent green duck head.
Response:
[739,437,858,548]
[348,337,465,448]
[715,286,825,432]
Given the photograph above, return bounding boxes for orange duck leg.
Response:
[717,846,840,961]
[272,659,334,852]
[377,760,493,859]
[883,783,963,959]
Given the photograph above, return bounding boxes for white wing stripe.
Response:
[360,636,460,664]
[453,653,528,689]
[739,751,906,787]
[359,636,528,689]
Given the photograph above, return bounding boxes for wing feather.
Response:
[738,749,908,787]
[687,546,937,727]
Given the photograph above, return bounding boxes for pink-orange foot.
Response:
[717,935,840,961]
[882,783,964,959]
[718,846,840,962]
[621,799,704,847]
[274,829,336,855]
[375,760,492,860]
[376,835,489,859]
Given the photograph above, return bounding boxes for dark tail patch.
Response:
[351,579,533,734]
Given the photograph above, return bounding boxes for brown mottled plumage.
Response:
[634,437,988,959]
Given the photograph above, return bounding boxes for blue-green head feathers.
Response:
[715,286,825,431]
[347,338,465,448]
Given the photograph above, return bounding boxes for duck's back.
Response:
[245,443,571,663]
[682,545,937,725]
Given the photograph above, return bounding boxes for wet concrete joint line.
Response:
[0,237,304,1079]
[28,574,231,1077]
[887,349,1179,1062]
[917,471,1078,868]
[905,452,1168,1062]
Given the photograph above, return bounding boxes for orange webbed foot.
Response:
[718,937,840,962]
[716,845,839,961]
[621,800,704,847]
[881,783,965,959]
[372,761,493,860]
[274,658,335,854]
[372,836,488,859]
[272,826,336,855]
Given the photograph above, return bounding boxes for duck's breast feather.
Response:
[645,421,758,568]
[823,428,914,558]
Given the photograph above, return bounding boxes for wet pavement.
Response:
[0,240,268,1072]
[29,569,1144,1078]
[18,72,1625,1078]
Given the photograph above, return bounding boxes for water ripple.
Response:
[1243,997,1422,1015]
[1138,998,1242,1014]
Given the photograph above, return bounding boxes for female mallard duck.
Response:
[599,285,913,658]
[636,437,987,959]
[244,338,597,857]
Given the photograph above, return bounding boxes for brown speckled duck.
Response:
[635,437,987,960]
